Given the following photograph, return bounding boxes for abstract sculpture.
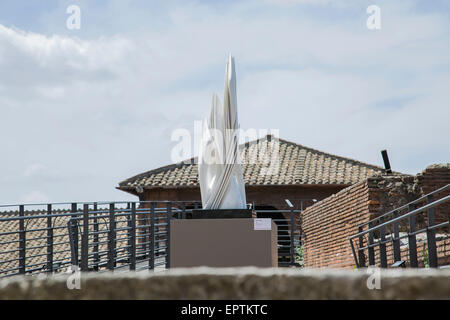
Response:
[198,55,247,209]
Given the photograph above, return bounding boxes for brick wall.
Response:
[416,164,450,225]
[301,179,373,268]
[301,164,450,269]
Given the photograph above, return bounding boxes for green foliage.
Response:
[295,245,304,267]
[422,243,429,268]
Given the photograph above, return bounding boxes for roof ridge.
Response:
[119,160,195,186]
[118,135,272,186]
[273,135,386,172]
[118,134,392,188]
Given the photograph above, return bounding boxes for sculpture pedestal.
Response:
[170,218,278,268]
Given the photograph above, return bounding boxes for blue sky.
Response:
[0,0,449,204]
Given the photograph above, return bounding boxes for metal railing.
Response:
[349,184,450,268]
[0,200,304,278]
[0,201,206,278]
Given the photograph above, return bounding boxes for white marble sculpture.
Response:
[198,55,247,209]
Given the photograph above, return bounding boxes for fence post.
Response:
[129,202,136,271]
[71,203,78,265]
[368,222,375,266]
[426,195,438,268]
[18,205,26,275]
[46,204,53,274]
[93,203,99,271]
[81,204,89,272]
[357,225,366,268]
[290,207,295,265]
[150,202,155,270]
[142,204,148,257]
[408,204,418,268]
[392,210,401,262]
[379,217,387,268]
[107,203,116,271]
[166,202,172,269]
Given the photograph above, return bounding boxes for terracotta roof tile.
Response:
[118,135,389,191]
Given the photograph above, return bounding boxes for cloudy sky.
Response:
[0,0,449,204]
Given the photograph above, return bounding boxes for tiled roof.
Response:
[118,135,388,191]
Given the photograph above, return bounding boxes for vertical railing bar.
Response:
[408,204,418,268]
[142,204,148,257]
[107,203,116,271]
[166,202,172,269]
[93,203,99,271]
[182,203,186,219]
[18,205,26,275]
[71,203,79,265]
[368,222,375,266]
[392,210,401,262]
[358,225,366,268]
[290,207,295,266]
[67,218,77,267]
[129,202,136,271]
[350,239,360,268]
[426,194,438,268]
[46,204,53,274]
[81,204,89,272]
[147,204,152,260]
[379,216,387,268]
[150,202,155,270]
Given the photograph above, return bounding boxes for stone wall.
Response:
[0,268,449,300]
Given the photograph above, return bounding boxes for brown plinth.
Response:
[170,218,278,268]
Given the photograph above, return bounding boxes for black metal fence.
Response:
[0,201,303,278]
[349,184,450,268]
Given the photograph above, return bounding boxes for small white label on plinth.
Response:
[254,218,271,230]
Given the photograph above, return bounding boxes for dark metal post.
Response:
[357,226,366,267]
[368,222,375,266]
[379,222,388,268]
[408,204,418,268]
[426,195,438,268]
[93,203,99,271]
[71,203,78,264]
[290,207,295,265]
[81,204,89,272]
[182,203,186,219]
[129,203,136,271]
[107,203,116,271]
[18,205,26,275]
[150,202,155,270]
[67,219,78,266]
[149,204,155,262]
[392,210,401,262]
[350,239,359,268]
[166,202,172,269]
[381,150,392,174]
[142,205,148,256]
[46,204,53,273]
